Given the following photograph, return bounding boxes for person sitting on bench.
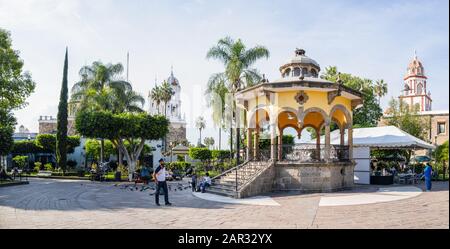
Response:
[199,173,212,193]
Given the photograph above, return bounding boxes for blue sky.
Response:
[1,0,448,148]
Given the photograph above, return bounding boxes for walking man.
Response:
[423,162,433,191]
[153,159,172,206]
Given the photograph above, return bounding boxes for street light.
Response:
[434,135,438,180]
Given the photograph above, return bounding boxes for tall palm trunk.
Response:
[218,127,221,150]
[164,101,168,152]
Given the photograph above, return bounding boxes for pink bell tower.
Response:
[399,51,432,111]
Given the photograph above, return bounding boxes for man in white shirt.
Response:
[152,159,172,206]
[200,172,212,193]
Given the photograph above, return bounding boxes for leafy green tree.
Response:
[71,61,144,164]
[385,98,427,140]
[0,29,35,161]
[84,139,115,161]
[384,97,430,162]
[435,140,448,163]
[12,155,28,169]
[0,28,36,111]
[189,147,212,170]
[206,36,269,163]
[75,110,169,181]
[0,112,15,157]
[11,140,43,154]
[36,134,80,154]
[211,150,231,161]
[321,66,383,127]
[56,48,69,173]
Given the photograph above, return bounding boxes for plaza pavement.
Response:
[0,178,448,229]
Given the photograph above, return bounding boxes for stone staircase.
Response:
[208,161,272,198]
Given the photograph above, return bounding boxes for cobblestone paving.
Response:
[0,179,447,229]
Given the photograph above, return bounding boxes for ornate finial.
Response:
[262,74,267,83]
[414,49,417,59]
[295,48,305,56]
[170,65,174,76]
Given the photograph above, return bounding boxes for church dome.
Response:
[167,70,179,86]
[279,48,321,78]
[405,54,425,78]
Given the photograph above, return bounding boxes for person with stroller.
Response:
[199,172,212,193]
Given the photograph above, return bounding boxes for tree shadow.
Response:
[0,178,240,211]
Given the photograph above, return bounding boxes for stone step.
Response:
[205,187,236,198]
[212,179,236,185]
[209,184,236,191]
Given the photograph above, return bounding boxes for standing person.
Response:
[191,172,197,192]
[140,166,150,185]
[423,162,433,191]
[153,159,172,206]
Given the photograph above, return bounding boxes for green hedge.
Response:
[189,147,212,161]
[167,161,191,172]
[211,150,231,160]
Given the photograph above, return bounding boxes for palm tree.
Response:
[205,73,228,150]
[206,36,269,163]
[150,85,163,114]
[71,62,132,111]
[160,81,175,118]
[71,61,140,164]
[204,137,215,149]
[196,116,206,146]
[374,79,388,105]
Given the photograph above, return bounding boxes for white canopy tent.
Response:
[307,126,436,184]
[312,126,435,149]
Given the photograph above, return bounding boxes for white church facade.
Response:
[147,69,187,165]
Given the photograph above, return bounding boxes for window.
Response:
[293,67,301,76]
[302,67,308,75]
[310,69,317,77]
[284,68,291,77]
[438,122,446,135]
[416,83,423,94]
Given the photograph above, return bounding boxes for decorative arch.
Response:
[329,104,352,128]
[293,67,301,77]
[248,105,271,129]
[299,107,329,130]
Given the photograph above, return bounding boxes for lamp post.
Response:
[434,135,438,180]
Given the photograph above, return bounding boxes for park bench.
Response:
[37,170,52,177]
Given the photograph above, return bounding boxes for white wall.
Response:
[353,147,371,184]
